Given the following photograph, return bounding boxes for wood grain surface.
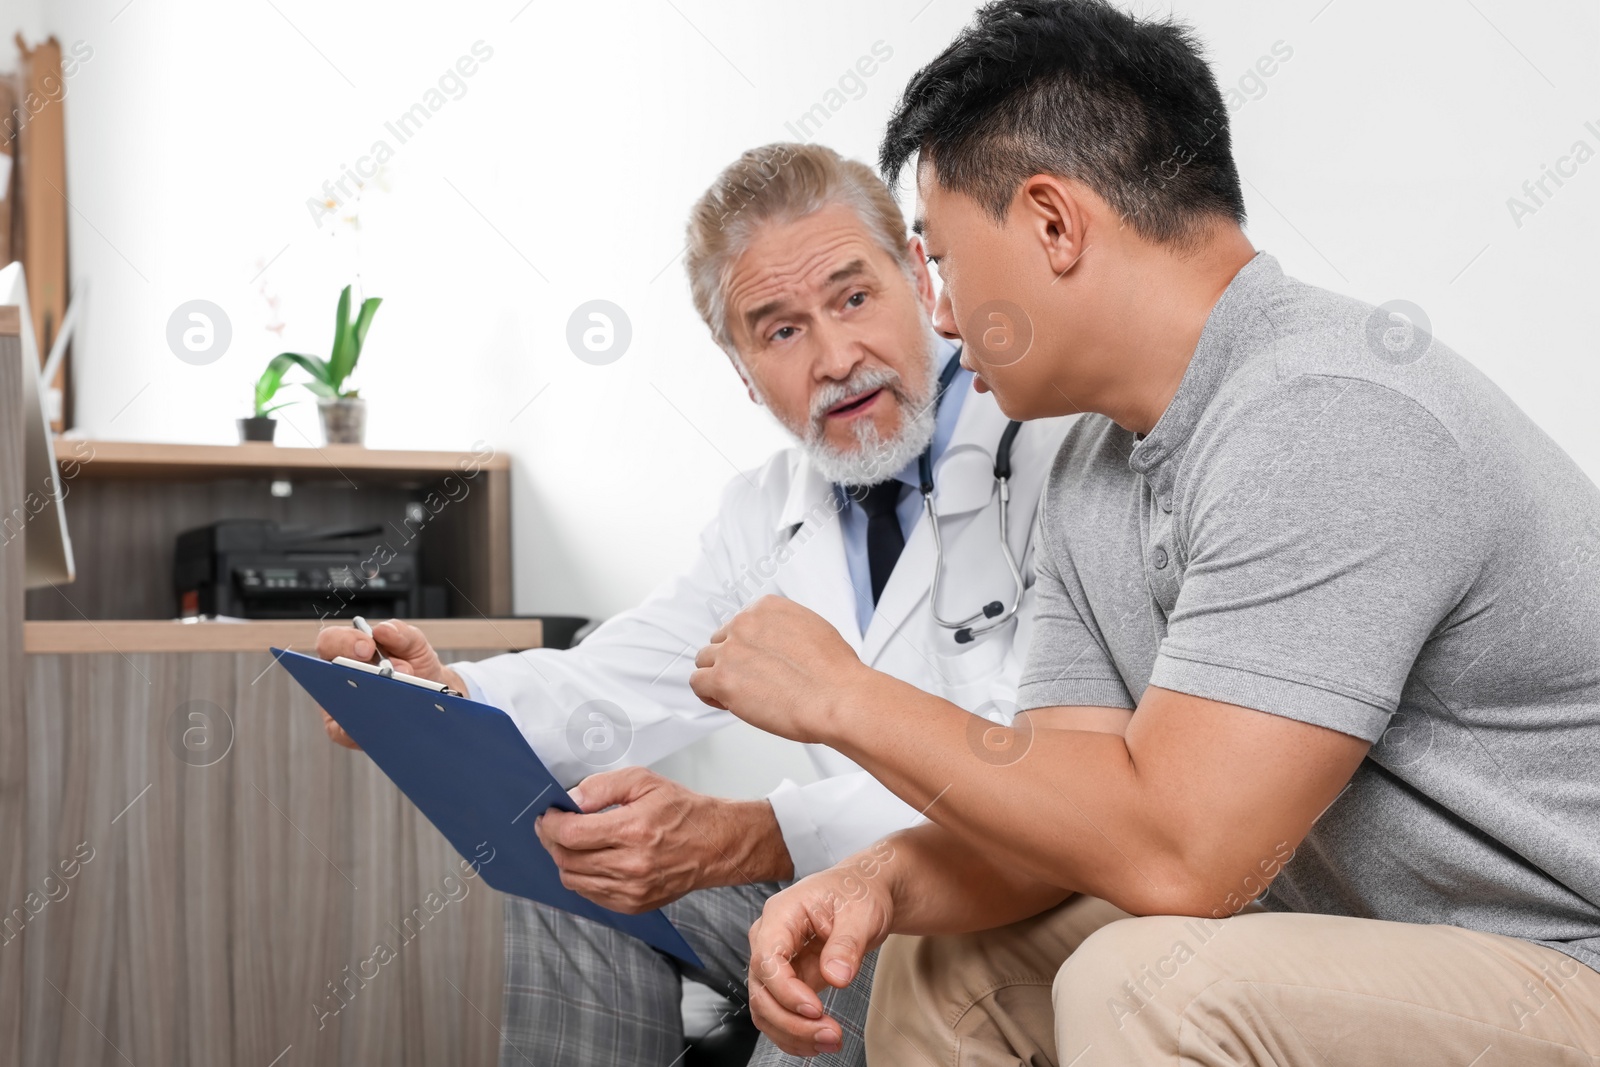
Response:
[53,439,510,481]
[2,304,29,1067]
[23,617,543,654]
[11,645,520,1066]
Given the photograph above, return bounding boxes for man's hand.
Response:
[691,596,867,744]
[313,619,467,749]
[746,844,897,1057]
[534,767,793,913]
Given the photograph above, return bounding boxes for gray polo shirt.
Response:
[1019,252,1600,973]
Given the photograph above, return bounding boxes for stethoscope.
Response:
[919,351,1025,644]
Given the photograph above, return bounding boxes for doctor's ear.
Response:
[725,349,763,406]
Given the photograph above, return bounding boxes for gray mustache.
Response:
[808,367,907,424]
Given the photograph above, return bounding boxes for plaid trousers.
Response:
[499,883,875,1067]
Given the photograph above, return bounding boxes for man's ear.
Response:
[906,234,936,316]
[726,349,763,406]
[1017,175,1089,280]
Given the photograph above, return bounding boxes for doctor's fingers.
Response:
[313,624,422,674]
[368,619,438,660]
[547,846,658,884]
[315,626,376,663]
[552,868,662,914]
[535,808,635,853]
[319,708,361,750]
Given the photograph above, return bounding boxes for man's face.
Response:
[916,163,1087,421]
[724,202,941,485]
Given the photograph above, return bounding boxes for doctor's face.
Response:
[724,203,941,484]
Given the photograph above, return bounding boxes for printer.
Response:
[174,520,424,620]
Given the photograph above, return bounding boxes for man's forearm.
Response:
[816,670,1182,914]
[878,822,1071,935]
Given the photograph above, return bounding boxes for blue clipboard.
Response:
[273,648,704,968]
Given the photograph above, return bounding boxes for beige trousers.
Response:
[866,895,1600,1065]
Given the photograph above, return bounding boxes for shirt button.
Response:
[1160,495,1173,514]
[1152,546,1169,570]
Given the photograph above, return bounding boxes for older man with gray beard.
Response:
[314,142,1076,1066]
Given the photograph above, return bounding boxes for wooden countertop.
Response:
[23,618,543,654]
[54,439,509,481]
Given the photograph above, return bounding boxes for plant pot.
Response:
[318,397,367,445]
[237,416,278,443]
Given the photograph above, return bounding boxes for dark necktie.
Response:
[851,480,907,606]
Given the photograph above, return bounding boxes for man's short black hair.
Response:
[881,0,1246,246]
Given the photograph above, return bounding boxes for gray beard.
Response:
[797,333,942,488]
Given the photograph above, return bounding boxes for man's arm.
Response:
[742,821,1071,1058]
[692,597,1369,917]
[831,681,1367,916]
[697,380,1480,915]
[741,695,1370,1056]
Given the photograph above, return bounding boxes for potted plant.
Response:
[270,284,383,445]
[238,361,297,443]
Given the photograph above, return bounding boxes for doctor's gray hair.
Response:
[685,143,914,353]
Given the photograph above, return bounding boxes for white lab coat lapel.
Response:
[859,392,1013,666]
[769,455,865,650]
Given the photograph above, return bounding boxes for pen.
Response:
[351,616,395,678]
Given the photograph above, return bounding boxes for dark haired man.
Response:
[690,1,1600,1062]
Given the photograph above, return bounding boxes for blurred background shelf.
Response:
[23,617,543,654]
[55,438,508,481]
[30,438,512,621]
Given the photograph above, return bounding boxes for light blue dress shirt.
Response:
[836,340,970,635]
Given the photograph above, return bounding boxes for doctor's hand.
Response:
[534,767,794,914]
[312,619,467,750]
[747,843,898,1057]
[691,596,868,745]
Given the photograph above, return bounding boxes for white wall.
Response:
[25,0,1599,794]
[7,0,46,46]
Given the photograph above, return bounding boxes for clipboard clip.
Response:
[332,656,463,697]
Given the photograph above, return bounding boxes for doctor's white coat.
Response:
[454,391,1074,878]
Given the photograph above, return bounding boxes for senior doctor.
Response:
[314,142,1073,1067]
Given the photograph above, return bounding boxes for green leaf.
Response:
[327,284,354,391]
[345,296,382,384]
[257,399,296,417]
[271,352,338,399]
[254,352,296,415]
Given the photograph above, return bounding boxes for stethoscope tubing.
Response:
[918,350,1026,644]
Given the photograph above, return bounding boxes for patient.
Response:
[689,1,1600,1062]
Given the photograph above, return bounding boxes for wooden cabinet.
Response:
[25,438,514,623]
[2,310,540,1065]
